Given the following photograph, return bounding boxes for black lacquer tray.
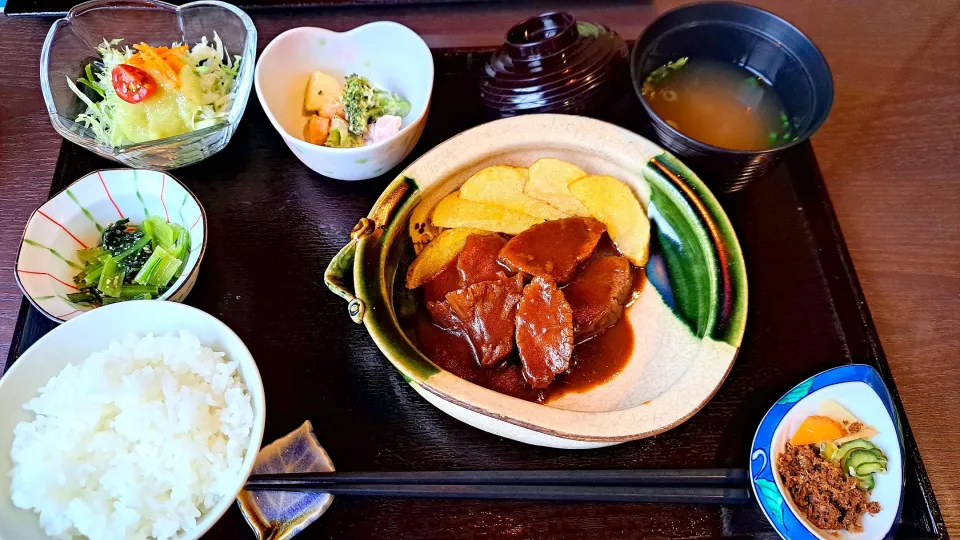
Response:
[4,49,946,539]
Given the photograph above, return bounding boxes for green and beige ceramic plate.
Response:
[325,114,747,449]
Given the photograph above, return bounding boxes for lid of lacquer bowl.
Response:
[481,12,629,117]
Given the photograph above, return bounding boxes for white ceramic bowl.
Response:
[15,169,207,323]
[0,301,266,540]
[255,22,434,181]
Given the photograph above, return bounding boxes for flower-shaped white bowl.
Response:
[0,300,267,540]
[255,23,434,181]
[15,169,207,323]
[40,0,257,170]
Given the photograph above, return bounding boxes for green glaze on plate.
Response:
[643,153,747,345]
[352,175,441,383]
[325,114,747,448]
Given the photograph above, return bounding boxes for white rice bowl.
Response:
[8,332,254,540]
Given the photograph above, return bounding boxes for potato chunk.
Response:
[569,175,650,266]
[524,158,592,217]
[431,192,543,235]
[304,71,341,114]
[459,165,568,221]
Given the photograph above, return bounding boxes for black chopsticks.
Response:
[245,469,751,505]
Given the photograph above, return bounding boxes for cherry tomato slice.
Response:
[111,64,157,104]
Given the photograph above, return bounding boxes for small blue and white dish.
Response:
[750,364,905,540]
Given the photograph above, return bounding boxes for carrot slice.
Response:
[790,415,847,445]
[306,116,331,145]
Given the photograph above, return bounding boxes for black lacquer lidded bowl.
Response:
[481,12,629,118]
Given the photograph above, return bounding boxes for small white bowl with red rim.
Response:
[15,169,207,323]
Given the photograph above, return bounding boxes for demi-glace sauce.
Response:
[411,257,646,403]
[551,269,645,397]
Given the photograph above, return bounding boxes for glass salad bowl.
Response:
[40,0,257,170]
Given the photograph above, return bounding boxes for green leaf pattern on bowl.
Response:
[778,378,814,405]
[754,477,786,527]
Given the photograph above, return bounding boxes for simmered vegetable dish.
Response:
[68,217,191,307]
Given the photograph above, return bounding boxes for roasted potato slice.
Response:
[409,197,445,255]
[432,192,543,234]
[569,175,650,266]
[405,227,490,289]
[524,158,592,217]
[459,165,568,221]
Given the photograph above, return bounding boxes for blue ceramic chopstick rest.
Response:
[237,421,335,540]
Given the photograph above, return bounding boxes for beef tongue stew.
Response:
[565,255,634,342]
[428,274,525,368]
[407,219,642,403]
[401,160,652,403]
[458,233,509,285]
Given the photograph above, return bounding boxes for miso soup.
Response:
[641,58,793,151]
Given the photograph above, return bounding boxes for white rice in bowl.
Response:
[8,331,254,540]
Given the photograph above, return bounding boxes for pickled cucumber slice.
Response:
[833,438,877,463]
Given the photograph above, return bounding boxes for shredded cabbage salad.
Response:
[67,34,241,147]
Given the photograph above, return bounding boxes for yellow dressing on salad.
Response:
[69,35,239,147]
[113,65,205,143]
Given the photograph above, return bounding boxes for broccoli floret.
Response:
[342,74,376,136]
[325,116,365,148]
[342,74,412,136]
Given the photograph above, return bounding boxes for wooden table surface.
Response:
[0,0,957,534]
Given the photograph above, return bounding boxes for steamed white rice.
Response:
[9,332,254,540]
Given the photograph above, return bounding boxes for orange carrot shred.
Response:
[133,43,180,85]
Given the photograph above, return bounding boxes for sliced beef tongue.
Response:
[423,259,463,303]
[498,217,606,283]
[563,255,634,341]
[457,233,509,287]
[424,233,509,303]
[426,298,461,331]
[515,277,575,389]
[428,273,525,367]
